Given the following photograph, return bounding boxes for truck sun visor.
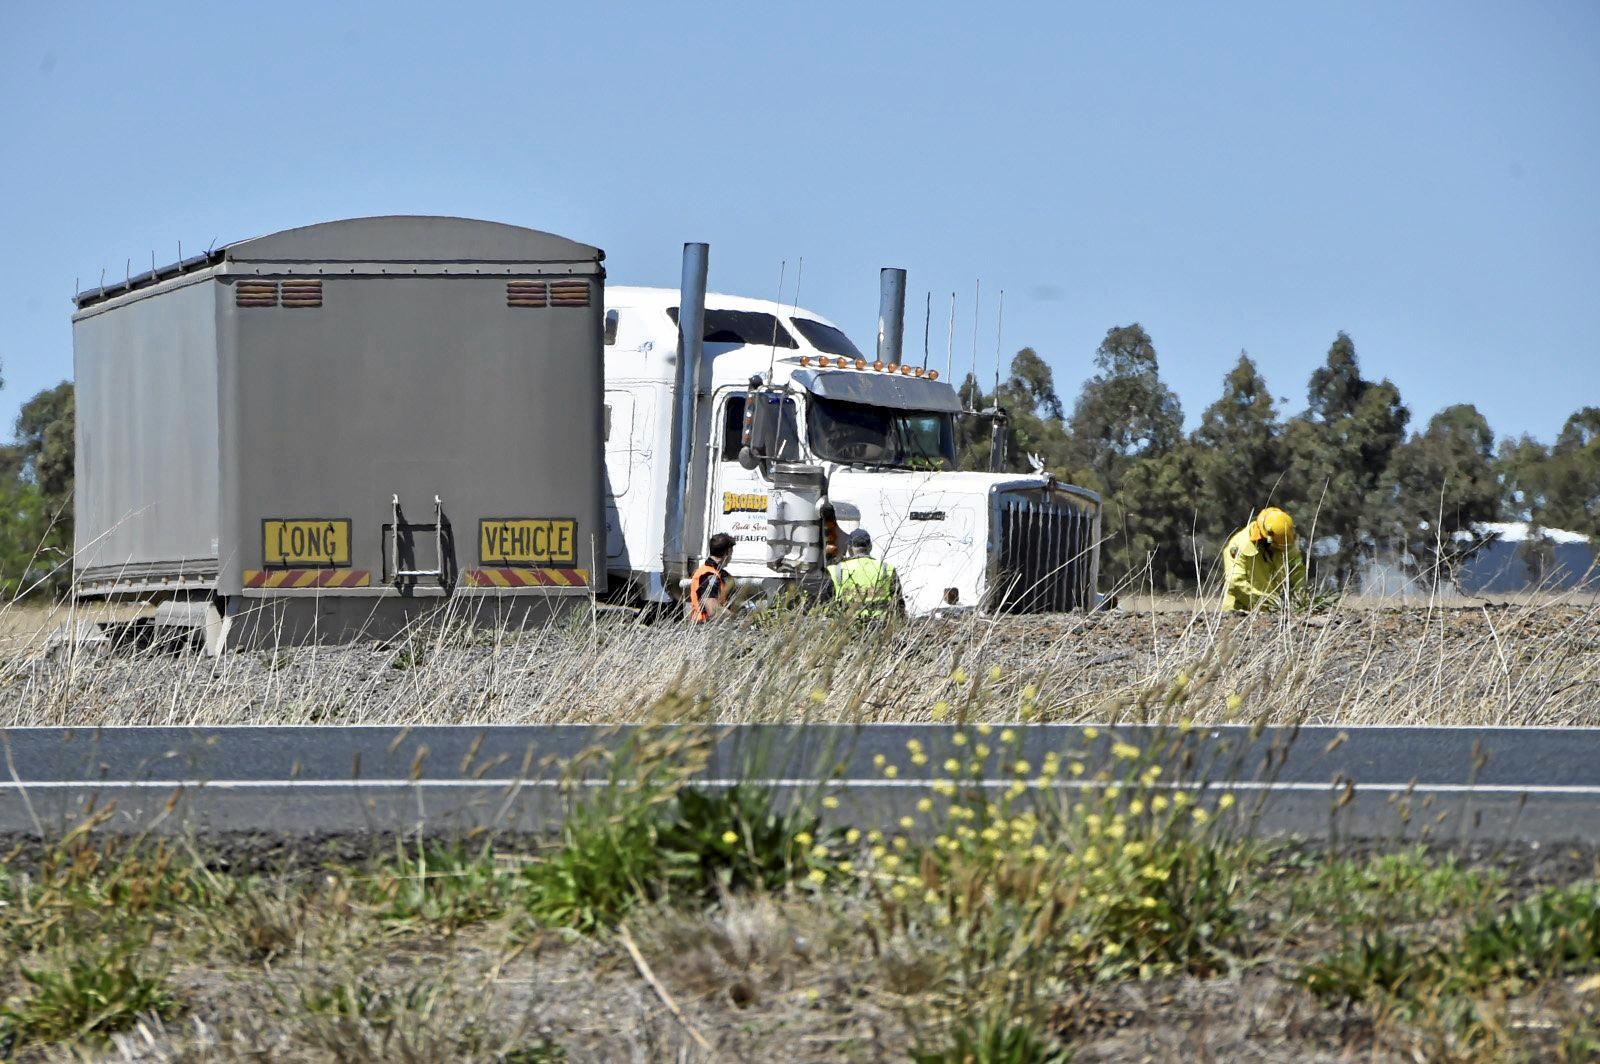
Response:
[791,368,963,414]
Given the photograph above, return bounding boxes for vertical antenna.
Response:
[945,292,956,382]
[994,289,1005,395]
[921,291,931,370]
[765,259,787,380]
[969,279,981,403]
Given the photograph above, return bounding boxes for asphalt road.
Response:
[2,724,1598,843]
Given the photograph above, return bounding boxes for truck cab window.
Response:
[720,395,747,461]
[790,318,863,359]
[604,309,619,346]
[668,307,798,348]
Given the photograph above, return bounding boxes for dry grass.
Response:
[0,590,1595,728]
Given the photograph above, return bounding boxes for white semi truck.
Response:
[602,245,1101,616]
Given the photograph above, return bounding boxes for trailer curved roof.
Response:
[74,215,602,308]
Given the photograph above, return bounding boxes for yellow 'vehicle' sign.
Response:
[263,519,352,569]
[480,518,577,565]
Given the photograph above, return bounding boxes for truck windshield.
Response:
[806,396,957,470]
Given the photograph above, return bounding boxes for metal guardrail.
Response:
[2,725,1599,843]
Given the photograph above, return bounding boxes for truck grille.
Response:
[992,493,1098,612]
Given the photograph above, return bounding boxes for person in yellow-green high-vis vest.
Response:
[1223,506,1307,611]
[825,529,903,620]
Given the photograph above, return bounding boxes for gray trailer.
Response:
[72,216,607,650]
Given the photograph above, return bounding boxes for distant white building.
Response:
[1457,522,1596,593]
[1358,522,1596,597]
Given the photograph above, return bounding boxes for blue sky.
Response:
[2,2,1595,442]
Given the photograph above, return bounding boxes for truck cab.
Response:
[602,285,1100,615]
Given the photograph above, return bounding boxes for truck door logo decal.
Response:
[479,518,578,565]
[262,519,352,569]
[722,492,769,515]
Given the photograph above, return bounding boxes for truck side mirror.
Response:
[744,389,782,465]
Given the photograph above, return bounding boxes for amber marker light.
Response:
[854,358,867,370]
[928,370,939,381]
[873,360,885,371]
[799,356,812,367]
[913,367,926,377]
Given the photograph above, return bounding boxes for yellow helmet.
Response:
[1251,507,1296,551]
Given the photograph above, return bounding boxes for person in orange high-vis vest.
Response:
[688,533,736,622]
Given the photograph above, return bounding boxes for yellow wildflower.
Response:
[1000,728,1016,744]
[917,797,934,813]
[1151,795,1169,812]
[952,667,970,685]
[845,828,861,844]
[796,831,814,846]
[822,796,840,809]
[1218,793,1236,811]
[952,733,968,746]
[807,869,826,885]
[988,666,1002,683]
[721,830,739,845]
[899,816,916,830]
[1084,726,1100,740]
[944,758,961,773]
[883,765,899,779]
[1112,742,1140,760]
[930,701,950,721]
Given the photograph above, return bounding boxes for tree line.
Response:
[958,326,1599,592]
[0,328,1594,599]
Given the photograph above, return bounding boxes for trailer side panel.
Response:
[73,278,221,587]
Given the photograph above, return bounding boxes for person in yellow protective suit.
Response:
[1223,506,1307,611]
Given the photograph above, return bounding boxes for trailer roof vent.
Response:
[549,279,590,307]
[506,280,547,308]
[279,278,323,308]
[235,280,278,308]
